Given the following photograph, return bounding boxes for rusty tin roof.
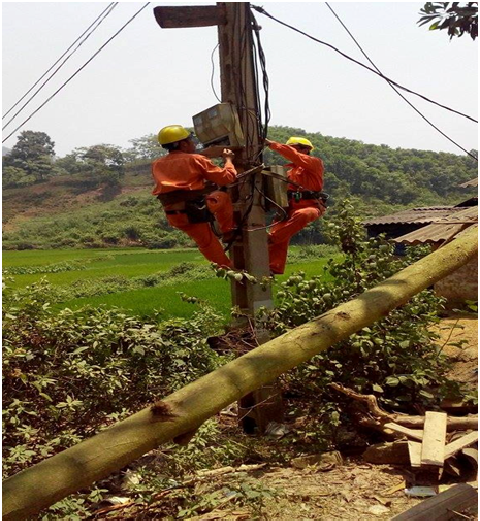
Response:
[364,206,465,226]
[392,206,478,245]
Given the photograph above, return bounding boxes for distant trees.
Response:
[77,144,125,187]
[2,130,62,187]
[125,133,166,161]
[55,144,126,188]
[418,2,478,40]
[265,126,477,209]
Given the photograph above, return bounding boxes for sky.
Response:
[2,2,478,158]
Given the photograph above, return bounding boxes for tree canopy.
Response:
[418,2,478,40]
[2,130,60,187]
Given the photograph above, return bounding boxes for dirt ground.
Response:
[95,315,478,520]
[216,463,422,520]
[437,314,478,390]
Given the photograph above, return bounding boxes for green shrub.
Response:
[259,200,466,444]
[2,279,226,478]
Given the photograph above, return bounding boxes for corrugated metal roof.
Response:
[392,224,466,245]
[458,177,478,188]
[432,205,478,224]
[393,207,477,244]
[364,206,464,226]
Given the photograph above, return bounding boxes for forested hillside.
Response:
[3,127,476,250]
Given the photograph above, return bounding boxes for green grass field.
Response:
[3,247,337,319]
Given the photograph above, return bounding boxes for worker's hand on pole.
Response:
[263,138,273,146]
[222,148,235,161]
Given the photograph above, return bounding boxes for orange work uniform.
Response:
[152,151,237,268]
[267,141,325,274]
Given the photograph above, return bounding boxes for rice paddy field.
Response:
[3,247,337,320]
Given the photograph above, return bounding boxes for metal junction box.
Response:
[263,165,289,209]
[192,103,245,147]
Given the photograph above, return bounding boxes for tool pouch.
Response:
[185,198,214,224]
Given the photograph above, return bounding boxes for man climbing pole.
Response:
[152,125,237,268]
[265,136,326,275]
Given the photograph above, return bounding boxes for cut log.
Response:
[362,441,410,464]
[383,423,423,441]
[3,227,477,521]
[460,447,478,471]
[391,483,478,520]
[398,415,477,432]
[444,431,478,460]
[330,384,477,431]
[408,441,422,468]
[421,412,447,467]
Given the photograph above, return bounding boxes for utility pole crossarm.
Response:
[153,5,226,29]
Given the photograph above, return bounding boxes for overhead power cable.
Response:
[2,3,150,144]
[210,43,221,103]
[325,3,477,161]
[2,3,117,124]
[251,5,478,125]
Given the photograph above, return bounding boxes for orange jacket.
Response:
[268,141,324,192]
[152,151,237,195]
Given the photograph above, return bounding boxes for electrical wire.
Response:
[2,3,117,122]
[2,3,150,144]
[325,3,477,161]
[252,10,270,143]
[210,43,221,103]
[251,4,478,125]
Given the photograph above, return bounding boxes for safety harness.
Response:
[157,183,217,224]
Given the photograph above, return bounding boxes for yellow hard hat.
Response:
[286,136,314,150]
[158,125,191,145]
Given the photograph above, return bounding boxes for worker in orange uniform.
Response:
[152,125,237,268]
[265,136,326,275]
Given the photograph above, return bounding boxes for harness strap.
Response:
[165,209,188,215]
[156,182,217,206]
[287,190,327,201]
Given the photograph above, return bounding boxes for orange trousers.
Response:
[165,191,234,268]
[268,201,324,275]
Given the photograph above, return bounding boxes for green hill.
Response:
[3,126,477,250]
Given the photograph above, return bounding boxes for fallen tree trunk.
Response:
[3,227,477,520]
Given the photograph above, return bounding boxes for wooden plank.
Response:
[421,411,447,467]
[408,440,422,467]
[383,422,423,441]
[153,5,226,29]
[444,430,478,460]
[391,483,477,520]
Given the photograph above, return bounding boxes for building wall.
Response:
[435,257,478,305]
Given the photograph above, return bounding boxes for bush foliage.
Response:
[2,278,227,478]
[258,201,467,445]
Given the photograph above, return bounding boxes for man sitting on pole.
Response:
[265,136,326,275]
[153,125,237,268]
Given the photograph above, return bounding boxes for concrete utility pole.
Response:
[217,2,272,316]
[154,2,283,432]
